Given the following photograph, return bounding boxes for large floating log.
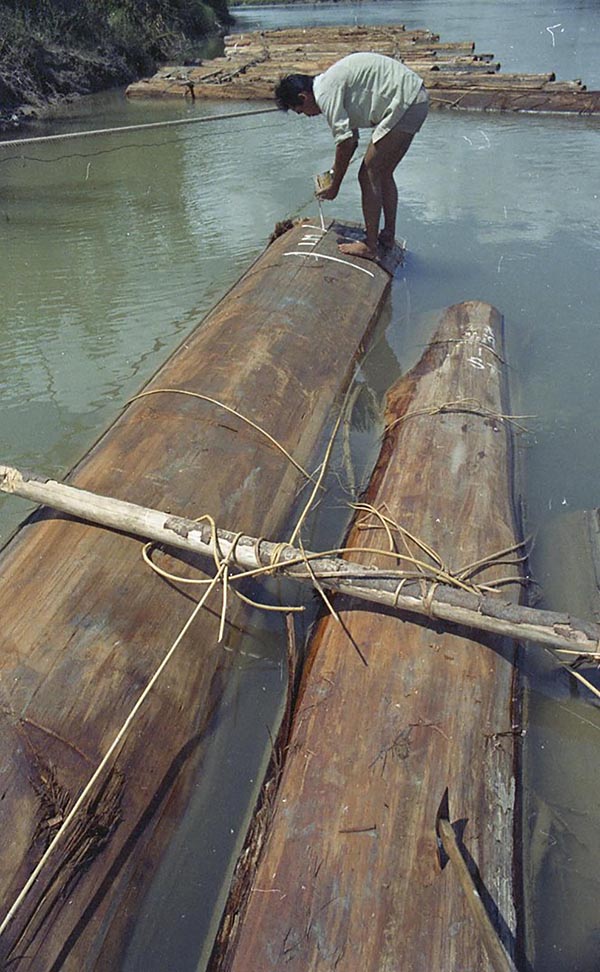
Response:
[532,509,600,621]
[211,300,522,971]
[127,24,599,115]
[429,88,600,114]
[225,26,441,45]
[522,509,600,971]
[222,49,495,73]
[0,220,402,969]
[224,40,477,58]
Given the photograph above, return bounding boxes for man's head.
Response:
[274,74,321,116]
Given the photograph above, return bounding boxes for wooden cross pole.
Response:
[1,463,599,660]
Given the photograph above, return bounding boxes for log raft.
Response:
[0,220,403,969]
[126,24,600,116]
[211,301,522,971]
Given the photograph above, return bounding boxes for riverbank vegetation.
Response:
[0,0,234,127]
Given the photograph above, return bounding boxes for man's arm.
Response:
[318,133,358,200]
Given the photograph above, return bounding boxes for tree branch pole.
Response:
[1,464,599,658]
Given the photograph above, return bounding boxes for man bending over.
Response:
[275,52,428,261]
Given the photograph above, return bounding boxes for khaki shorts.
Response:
[394,85,429,135]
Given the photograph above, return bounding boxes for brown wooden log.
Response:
[224,47,501,75]
[211,300,521,972]
[521,509,600,968]
[224,41,479,59]
[429,88,600,114]
[225,26,441,45]
[426,71,556,88]
[532,509,600,620]
[0,220,402,969]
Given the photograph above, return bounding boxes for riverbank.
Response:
[0,0,234,131]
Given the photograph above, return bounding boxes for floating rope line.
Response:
[350,503,527,594]
[0,560,227,940]
[298,533,341,625]
[128,388,315,484]
[288,382,356,547]
[0,118,281,167]
[142,514,304,615]
[317,197,326,232]
[0,106,279,150]
[385,398,534,435]
[353,501,446,571]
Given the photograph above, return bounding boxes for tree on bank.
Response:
[0,0,234,124]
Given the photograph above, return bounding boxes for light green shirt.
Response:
[313,52,423,145]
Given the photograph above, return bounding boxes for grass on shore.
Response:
[0,0,234,124]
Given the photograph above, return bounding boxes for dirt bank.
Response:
[0,43,138,129]
[0,1,233,132]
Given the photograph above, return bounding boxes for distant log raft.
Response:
[126,24,600,116]
[0,220,402,969]
[210,301,522,972]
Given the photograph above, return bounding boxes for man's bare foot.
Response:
[338,240,378,261]
[378,229,395,249]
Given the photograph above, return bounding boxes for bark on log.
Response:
[0,220,401,969]
[211,300,523,972]
[1,465,599,658]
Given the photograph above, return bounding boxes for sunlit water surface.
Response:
[1,2,599,969]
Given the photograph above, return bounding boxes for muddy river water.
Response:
[1,1,599,969]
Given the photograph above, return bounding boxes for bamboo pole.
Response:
[2,464,599,659]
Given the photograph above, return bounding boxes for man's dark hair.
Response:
[274,74,315,110]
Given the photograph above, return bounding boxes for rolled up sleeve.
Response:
[314,78,357,145]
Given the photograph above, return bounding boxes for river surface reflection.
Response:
[1,1,599,969]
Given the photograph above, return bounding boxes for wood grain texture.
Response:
[0,220,399,969]
[216,301,521,972]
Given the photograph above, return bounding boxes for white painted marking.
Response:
[482,325,496,347]
[283,252,376,278]
[545,23,563,47]
[467,356,486,370]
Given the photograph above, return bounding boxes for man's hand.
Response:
[317,184,339,201]
[318,136,358,200]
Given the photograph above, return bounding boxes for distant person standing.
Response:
[275,52,428,261]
